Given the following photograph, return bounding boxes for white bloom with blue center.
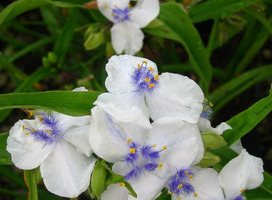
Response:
[167,150,264,200]
[89,106,202,200]
[7,111,96,198]
[97,0,160,55]
[95,55,204,123]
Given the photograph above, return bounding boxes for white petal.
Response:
[146,73,204,123]
[130,0,160,28]
[148,118,200,177]
[111,22,144,55]
[62,125,93,157]
[72,87,88,91]
[128,173,169,200]
[218,150,264,200]
[95,92,150,120]
[97,0,130,21]
[229,140,244,154]
[101,184,129,200]
[198,118,231,135]
[40,141,96,198]
[192,130,204,165]
[181,168,224,200]
[7,120,55,169]
[105,54,157,94]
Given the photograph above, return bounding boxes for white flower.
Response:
[97,0,160,55]
[7,110,96,198]
[167,150,264,200]
[89,106,201,200]
[95,55,204,123]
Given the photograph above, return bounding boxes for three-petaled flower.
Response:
[97,0,160,55]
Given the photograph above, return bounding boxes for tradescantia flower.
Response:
[89,105,202,200]
[167,150,264,200]
[97,0,160,55]
[7,110,96,198]
[95,55,204,123]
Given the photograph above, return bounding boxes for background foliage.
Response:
[0,0,271,199]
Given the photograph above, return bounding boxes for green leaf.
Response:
[0,133,12,165]
[201,131,227,150]
[91,160,107,199]
[189,0,261,23]
[148,2,212,94]
[0,91,101,116]
[155,188,171,200]
[222,86,272,145]
[197,151,220,168]
[24,169,38,200]
[210,65,272,113]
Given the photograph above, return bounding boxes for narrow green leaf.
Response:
[24,170,38,200]
[189,0,261,23]
[0,133,12,165]
[0,165,26,187]
[210,65,272,113]
[222,86,272,145]
[155,189,171,200]
[155,3,212,93]
[91,160,107,199]
[0,91,101,116]
[201,131,227,150]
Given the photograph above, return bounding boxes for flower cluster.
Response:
[7,55,264,199]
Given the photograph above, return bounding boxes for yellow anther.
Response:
[178,197,181,200]
[194,193,198,197]
[120,182,125,187]
[25,132,30,135]
[31,129,37,132]
[152,144,156,148]
[158,163,163,169]
[46,130,53,134]
[112,13,116,17]
[148,84,155,88]
[129,148,136,154]
[22,125,25,130]
[138,63,141,69]
[177,184,183,188]
[240,189,245,193]
[29,110,34,116]
[38,116,43,122]
[154,74,159,81]
[189,175,194,179]
[149,67,153,71]
[168,191,172,195]
[144,78,151,82]
[114,4,117,7]
[142,60,147,64]
[105,4,108,9]
[209,102,214,107]
[162,145,167,150]
[185,170,189,176]
[127,139,132,144]
[128,3,131,7]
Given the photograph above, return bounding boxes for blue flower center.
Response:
[131,61,159,94]
[168,169,197,199]
[23,112,63,145]
[112,6,131,23]
[124,140,165,181]
[233,195,245,200]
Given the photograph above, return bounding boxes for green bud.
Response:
[197,151,220,168]
[106,42,115,58]
[91,160,107,199]
[201,131,227,150]
[84,31,104,50]
[48,52,57,63]
[42,57,50,67]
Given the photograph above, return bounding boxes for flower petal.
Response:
[62,125,93,157]
[148,118,200,177]
[111,22,144,55]
[130,0,160,28]
[101,183,129,200]
[218,150,264,200]
[146,73,204,123]
[7,120,55,169]
[198,118,232,135]
[97,0,130,21]
[105,54,157,94]
[40,141,96,198]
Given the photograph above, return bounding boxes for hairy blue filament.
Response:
[112,7,130,23]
